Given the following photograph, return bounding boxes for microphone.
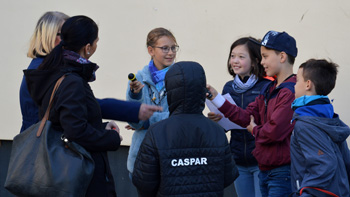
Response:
[128,73,137,82]
[206,89,213,99]
[128,73,137,93]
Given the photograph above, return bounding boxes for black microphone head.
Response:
[128,73,136,81]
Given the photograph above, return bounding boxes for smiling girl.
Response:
[126,27,179,176]
[208,37,270,197]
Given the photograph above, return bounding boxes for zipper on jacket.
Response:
[241,93,249,165]
[264,99,267,123]
[296,180,300,190]
[243,131,249,165]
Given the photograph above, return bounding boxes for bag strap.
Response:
[300,187,339,197]
[36,75,66,137]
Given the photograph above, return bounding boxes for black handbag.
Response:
[5,75,95,197]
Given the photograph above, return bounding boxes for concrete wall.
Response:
[1,0,349,145]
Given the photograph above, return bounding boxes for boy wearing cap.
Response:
[290,59,350,196]
[207,30,297,196]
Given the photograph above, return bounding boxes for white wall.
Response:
[1,0,349,146]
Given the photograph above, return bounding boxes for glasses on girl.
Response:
[153,45,179,53]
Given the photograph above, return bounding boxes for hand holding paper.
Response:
[206,84,218,100]
[205,93,243,130]
[207,112,223,122]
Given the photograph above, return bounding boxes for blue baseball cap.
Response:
[261,31,298,57]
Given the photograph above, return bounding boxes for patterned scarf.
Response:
[63,50,99,82]
[232,74,258,93]
[148,60,170,92]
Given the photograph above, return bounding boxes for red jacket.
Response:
[218,75,296,170]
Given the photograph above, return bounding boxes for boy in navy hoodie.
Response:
[290,59,350,196]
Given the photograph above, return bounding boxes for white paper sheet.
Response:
[206,93,244,130]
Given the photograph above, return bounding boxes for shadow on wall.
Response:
[0,141,236,197]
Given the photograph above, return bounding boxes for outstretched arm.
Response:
[98,98,140,123]
[98,98,162,123]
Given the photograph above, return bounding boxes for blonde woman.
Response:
[20,11,68,132]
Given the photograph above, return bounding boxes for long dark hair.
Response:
[38,15,98,70]
[227,37,265,80]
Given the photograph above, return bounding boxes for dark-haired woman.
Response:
[24,15,120,197]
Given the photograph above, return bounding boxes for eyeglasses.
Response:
[153,45,179,53]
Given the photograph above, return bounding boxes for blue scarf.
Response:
[148,60,170,91]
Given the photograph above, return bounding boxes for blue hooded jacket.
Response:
[126,64,170,173]
[290,96,350,196]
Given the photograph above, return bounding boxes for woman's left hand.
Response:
[106,121,123,141]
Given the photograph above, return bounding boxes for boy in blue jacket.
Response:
[291,59,350,196]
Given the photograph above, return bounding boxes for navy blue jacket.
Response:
[132,62,238,197]
[222,78,270,166]
[20,57,140,132]
[291,98,350,196]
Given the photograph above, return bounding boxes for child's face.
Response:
[229,44,252,78]
[295,68,308,99]
[260,46,281,77]
[148,36,177,70]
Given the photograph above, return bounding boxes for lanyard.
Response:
[145,82,166,106]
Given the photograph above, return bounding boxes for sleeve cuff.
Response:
[129,89,142,100]
[212,93,226,108]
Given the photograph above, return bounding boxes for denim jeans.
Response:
[234,165,262,197]
[258,165,291,197]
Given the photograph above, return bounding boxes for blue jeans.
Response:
[258,165,291,197]
[234,165,262,197]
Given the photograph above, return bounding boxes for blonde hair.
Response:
[27,11,69,58]
[146,27,177,47]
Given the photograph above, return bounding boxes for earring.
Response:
[87,52,90,55]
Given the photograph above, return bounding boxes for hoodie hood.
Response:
[165,61,206,115]
[294,113,350,143]
[292,96,350,142]
[292,96,334,119]
[24,59,97,107]
[24,68,63,107]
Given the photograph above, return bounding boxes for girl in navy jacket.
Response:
[208,37,270,197]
